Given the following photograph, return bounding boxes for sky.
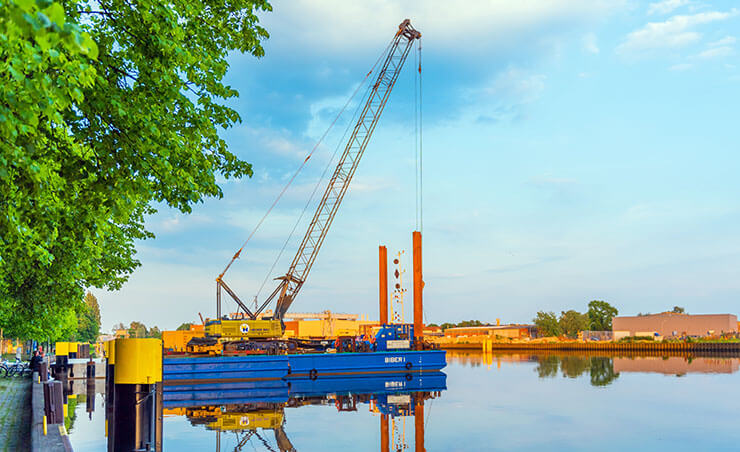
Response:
[96,0,740,332]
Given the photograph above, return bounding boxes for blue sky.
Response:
[96,0,740,331]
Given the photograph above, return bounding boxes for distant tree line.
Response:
[533,300,619,338]
[112,321,162,339]
[428,320,490,331]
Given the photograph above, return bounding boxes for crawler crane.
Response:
[187,20,422,355]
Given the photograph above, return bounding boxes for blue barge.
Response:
[162,350,446,384]
[161,349,446,407]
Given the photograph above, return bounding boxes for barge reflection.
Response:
[166,389,441,452]
[105,371,446,451]
[448,350,740,383]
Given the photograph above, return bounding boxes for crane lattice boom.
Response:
[219,20,421,324]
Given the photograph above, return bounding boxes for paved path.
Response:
[0,377,31,452]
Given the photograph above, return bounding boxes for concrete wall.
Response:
[612,313,738,337]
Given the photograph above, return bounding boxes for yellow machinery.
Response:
[186,319,284,355]
[205,319,282,339]
[208,410,283,431]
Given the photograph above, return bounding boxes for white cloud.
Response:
[694,46,734,59]
[263,0,625,56]
[583,33,600,54]
[648,0,690,16]
[483,68,546,105]
[460,67,546,123]
[617,11,736,57]
[235,125,311,160]
[708,36,736,47]
[669,62,693,71]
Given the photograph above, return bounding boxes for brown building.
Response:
[444,325,537,339]
[612,312,738,338]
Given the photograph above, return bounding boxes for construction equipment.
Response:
[189,20,422,353]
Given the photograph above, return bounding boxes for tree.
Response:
[112,323,126,332]
[148,326,162,339]
[76,292,101,342]
[1,0,271,337]
[128,321,148,339]
[672,306,686,314]
[558,310,590,338]
[533,311,561,337]
[587,300,618,331]
[176,323,193,331]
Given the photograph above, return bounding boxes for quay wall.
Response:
[440,341,740,353]
[30,372,73,452]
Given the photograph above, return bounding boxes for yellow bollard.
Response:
[63,403,68,418]
[43,415,47,436]
[113,338,162,385]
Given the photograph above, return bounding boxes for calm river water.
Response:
[67,351,740,451]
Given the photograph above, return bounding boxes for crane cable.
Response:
[418,39,423,233]
[253,73,376,301]
[218,40,394,281]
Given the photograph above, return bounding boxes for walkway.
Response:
[0,377,31,452]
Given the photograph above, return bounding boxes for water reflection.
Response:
[447,350,740,385]
[535,355,619,386]
[168,388,441,452]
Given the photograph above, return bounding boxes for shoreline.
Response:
[437,340,740,353]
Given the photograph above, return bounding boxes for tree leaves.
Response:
[1,0,270,337]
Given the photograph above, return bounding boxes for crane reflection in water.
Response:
[164,388,442,452]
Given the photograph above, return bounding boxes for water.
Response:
[67,351,740,451]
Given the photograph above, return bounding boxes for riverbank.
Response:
[0,377,31,452]
[432,337,740,353]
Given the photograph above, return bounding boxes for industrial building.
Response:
[612,312,738,339]
[281,311,376,338]
[444,324,537,339]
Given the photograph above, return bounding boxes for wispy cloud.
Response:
[617,10,736,57]
[708,36,736,47]
[465,67,546,123]
[648,0,690,16]
[669,62,693,71]
[583,32,600,54]
[693,46,734,60]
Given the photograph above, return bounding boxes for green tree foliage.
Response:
[76,292,101,342]
[128,321,148,338]
[125,321,161,338]
[437,320,489,331]
[558,310,590,338]
[176,323,193,331]
[533,311,561,337]
[1,0,271,337]
[672,306,686,314]
[148,326,161,339]
[587,300,618,331]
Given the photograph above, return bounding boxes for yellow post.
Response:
[55,342,69,357]
[43,415,47,436]
[113,338,162,384]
